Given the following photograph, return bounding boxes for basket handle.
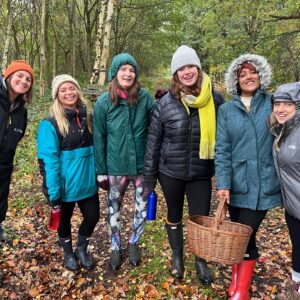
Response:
[213,197,227,230]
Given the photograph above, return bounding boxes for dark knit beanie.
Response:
[108,53,138,82]
[4,60,34,82]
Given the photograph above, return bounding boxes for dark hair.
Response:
[170,68,203,100]
[5,75,33,104]
[109,76,141,106]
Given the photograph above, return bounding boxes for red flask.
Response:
[48,207,61,230]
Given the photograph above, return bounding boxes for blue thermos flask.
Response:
[147,190,157,221]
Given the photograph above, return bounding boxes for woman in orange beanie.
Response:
[0,60,34,240]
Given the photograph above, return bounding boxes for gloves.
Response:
[50,198,61,208]
[97,175,109,190]
[143,176,157,192]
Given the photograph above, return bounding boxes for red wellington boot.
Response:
[228,263,239,297]
[229,260,256,300]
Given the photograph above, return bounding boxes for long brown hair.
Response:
[109,76,141,106]
[170,68,203,100]
[5,76,33,104]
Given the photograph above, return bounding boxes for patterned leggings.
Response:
[107,175,148,250]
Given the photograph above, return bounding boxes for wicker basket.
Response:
[186,198,253,265]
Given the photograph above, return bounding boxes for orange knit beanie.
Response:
[4,60,34,82]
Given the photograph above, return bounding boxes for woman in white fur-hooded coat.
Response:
[215,54,281,300]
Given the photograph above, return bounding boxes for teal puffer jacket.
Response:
[215,90,281,210]
[93,89,154,176]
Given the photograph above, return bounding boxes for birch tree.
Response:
[1,0,14,71]
[90,0,106,84]
[98,0,115,86]
[39,0,46,96]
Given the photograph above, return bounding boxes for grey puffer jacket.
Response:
[271,82,300,220]
[143,90,224,189]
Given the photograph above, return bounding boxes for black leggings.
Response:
[229,206,267,260]
[158,173,211,223]
[58,194,100,238]
[285,210,300,272]
[0,165,13,223]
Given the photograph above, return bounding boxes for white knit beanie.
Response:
[171,45,201,75]
[51,74,81,99]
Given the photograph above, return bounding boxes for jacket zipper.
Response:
[185,117,192,178]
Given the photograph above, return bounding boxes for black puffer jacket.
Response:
[0,76,27,167]
[143,90,224,188]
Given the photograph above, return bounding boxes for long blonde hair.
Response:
[50,87,92,137]
[269,112,283,151]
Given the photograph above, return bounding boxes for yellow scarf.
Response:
[181,74,216,159]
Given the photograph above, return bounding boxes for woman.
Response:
[269,82,300,298]
[37,74,99,271]
[93,53,154,271]
[0,60,34,240]
[143,45,224,283]
[215,54,281,299]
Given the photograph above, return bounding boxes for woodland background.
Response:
[0,0,300,299]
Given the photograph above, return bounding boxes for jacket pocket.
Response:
[231,161,248,194]
[261,160,281,195]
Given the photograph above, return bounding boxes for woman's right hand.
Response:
[217,189,230,204]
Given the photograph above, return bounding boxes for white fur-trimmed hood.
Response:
[225,53,272,96]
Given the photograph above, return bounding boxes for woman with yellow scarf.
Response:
[143,45,224,284]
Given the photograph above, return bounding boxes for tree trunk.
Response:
[70,0,76,77]
[39,0,47,97]
[2,0,14,71]
[90,0,106,85]
[98,0,115,86]
[52,39,57,78]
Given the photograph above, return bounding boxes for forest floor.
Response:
[0,92,291,299]
[0,179,291,300]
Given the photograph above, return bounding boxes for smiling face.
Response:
[9,71,32,101]
[177,65,199,87]
[273,100,296,124]
[116,64,136,90]
[57,82,79,109]
[238,68,260,97]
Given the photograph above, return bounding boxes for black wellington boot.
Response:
[59,236,79,271]
[195,256,213,285]
[165,222,184,279]
[75,234,95,270]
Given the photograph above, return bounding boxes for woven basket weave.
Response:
[186,198,253,265]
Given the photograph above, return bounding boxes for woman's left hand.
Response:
[217,189,230,204]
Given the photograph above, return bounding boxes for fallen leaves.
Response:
[0,182,291,299]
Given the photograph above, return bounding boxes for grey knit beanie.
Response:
[171,45,201,75]
[51,74,81,99]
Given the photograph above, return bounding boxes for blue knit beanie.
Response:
[108,53,138,82]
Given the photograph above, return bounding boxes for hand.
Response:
[97,175,108,190]
[217,189,230,204]
[50,199,61,208]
